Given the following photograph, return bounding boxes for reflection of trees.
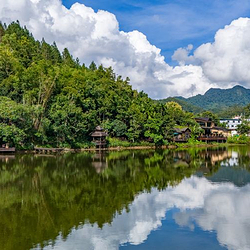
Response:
[0,147,241,250]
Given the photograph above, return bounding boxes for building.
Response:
[173,127,191,142]
[91,126,108,148]
[195,117,228,143]
[195,117,215,129]
[220,118,242,131]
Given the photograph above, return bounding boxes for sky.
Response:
[1,0,250,99]
[62,0,250,62]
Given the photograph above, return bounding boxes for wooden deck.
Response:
[0,147,16,153]
[197,136,227,143]
[173,138,188,143]
[34,147,64,153]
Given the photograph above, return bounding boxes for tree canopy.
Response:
[0,22,202,148]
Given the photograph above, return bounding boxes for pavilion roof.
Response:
[91,126,108,137]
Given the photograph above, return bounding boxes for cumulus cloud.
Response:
[171,44,196,65]
[173,18,250,90]
[0,0,216,98]
[195,18,250,85]
[33,176,250,250]
[1,0,250,98]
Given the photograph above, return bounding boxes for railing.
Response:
[197,136,227,141]
[34,147,64,153]
[173,138,188,142]
[0,147,15,152]
[94,141,107,146]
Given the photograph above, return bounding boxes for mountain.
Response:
[186,85,250,110]
[157,96,204,113]
[158,85,250,116]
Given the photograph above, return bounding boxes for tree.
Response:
[89,61,97,71]
[0,22,5,43]
[144,114,165,145]
[237,120,250,135]
[62,48,77,68]
[198,111,219,124]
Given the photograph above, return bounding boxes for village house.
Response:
[173,127,191,142]
[220,117,242,135]
[195,117,229,143]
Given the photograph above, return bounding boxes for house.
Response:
[210,126,231,138]
[173,127,191,142]
[195,117,228,143]
[195,117,215,128]
[220,118,242,135]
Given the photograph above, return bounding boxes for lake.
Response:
[1,146,250,250]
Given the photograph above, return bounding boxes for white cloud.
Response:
[171,44,196,66]
[1,0,250,98]
[0,0,216,98]
[174,18,250,90]
[194,18,250,85]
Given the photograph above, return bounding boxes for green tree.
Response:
[237,120,250,135]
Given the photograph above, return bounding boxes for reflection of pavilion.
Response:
[92,153,108,173]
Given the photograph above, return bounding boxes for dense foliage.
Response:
[0,22,200,148]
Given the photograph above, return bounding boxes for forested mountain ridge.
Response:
[157,96,204,114]
[187,85,250,110]
[0,21,198,148]
[159,85,250,117]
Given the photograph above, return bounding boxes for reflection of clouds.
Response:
[35,190,167,250]
[35,177,250,250]
[170,178,250,250]
[175,185,250,250]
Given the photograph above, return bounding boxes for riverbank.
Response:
[13,136,249,154]
[25,142,234,154]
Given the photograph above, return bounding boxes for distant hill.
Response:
[157,97,204,113]
[158,85,250,116]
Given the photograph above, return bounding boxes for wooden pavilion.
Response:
[91,126,108,148]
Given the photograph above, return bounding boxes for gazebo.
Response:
[91,126,108,148]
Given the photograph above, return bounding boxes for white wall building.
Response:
[220,118,242,130]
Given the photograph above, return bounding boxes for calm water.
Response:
[1,146,250,250]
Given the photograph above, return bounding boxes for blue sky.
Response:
[62,0,250,63]
[2,0,250,97]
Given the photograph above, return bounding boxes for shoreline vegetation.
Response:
[21,139,247,154]
[1,22,250,150]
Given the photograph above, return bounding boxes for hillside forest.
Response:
[159,85,250,118]
[0,21,248,149]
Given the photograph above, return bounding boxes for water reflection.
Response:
[172,180,250,250]
[0,147,250,250]
[35,176,250,250]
